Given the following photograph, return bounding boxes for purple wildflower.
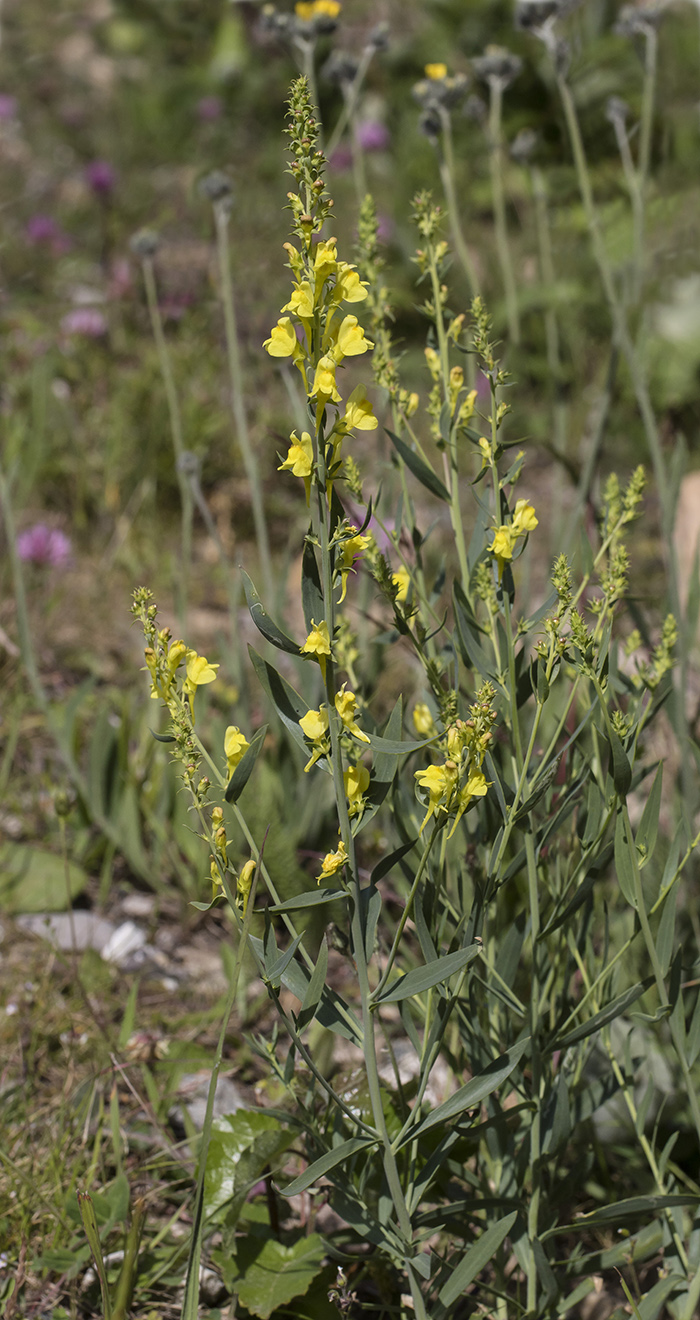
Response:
[25,214,72,255]
[357,120,390,152]
[376,213,394,244]
[85,160,116,197]
[17,524,71,568]
[61,308,108,338]
[328,144,353,173]
[197,95,223,122]
[0,95,17,120]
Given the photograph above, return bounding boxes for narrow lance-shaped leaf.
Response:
[403,1038,529,1145]
[225,724,268,803]
[386,427,450,502]
[373,944,480,1005]
[438,1212,518,1308]
[280,1137,378,1197]
[301,537,324,634]
[242,570,300,655]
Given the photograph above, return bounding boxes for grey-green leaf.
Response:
[438,1212,518,1307]
[225,724,268,803]
[373,944,480,1005]
[242,570,300,655]
[280,1137,377,1196]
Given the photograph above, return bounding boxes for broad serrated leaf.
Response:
[438,1212,518,1307]
[230,1232,327,1320]
[280,1138,377,1196]
[204,1110,293,1224]
[225,724,268,803]
[387,428,450,502]
[374,944,480,1005]
[242,570,300,654]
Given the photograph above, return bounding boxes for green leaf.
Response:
[297,937,329,1031]
[269,888,347,913]
[373,944,480,1005]
[438,1212,518,1307]
[249,934,362,1043]
[230,1232,327,1320]
[608,724,632,798]
[655,878,678,977]
[371,839,417,885]
[248,648,310,755]
[301,538,324,635]
[204,1110,293,1225]
[280,1138,377,1197]
[150,728,176,744]
[77,1192,113,1320]
[405,1038,529,1145]
[242,570,299,655]
[387,428,450,502]
[265,932,305,989]
[225,725,268,804]
[614,811,637,908]
[636,762,663,864]
[363,730,433,756]
[550,1197,699,1234]
[635,1274,685,1320]
[360,884,382,963]
[0,844,89,914]
[552,977,655,1049]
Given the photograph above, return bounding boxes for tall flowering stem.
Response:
[264,77,414,1249]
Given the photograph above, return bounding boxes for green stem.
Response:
[488,82,520,345]
[374,823,441,998]
[141,256,193,628]
[214,203,273,604]
[438,109,481,299]
[427,246,471,598]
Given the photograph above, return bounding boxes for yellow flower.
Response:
[310,355,342,404]
[448,769,489,838]
[317,840,348,884]
[424,346,441,381]
[263,316,298,358]
[392,565,411,603]
[299,705,330,770]
[333,315,374,360]
[425,62,448,80]
[413,703,436,738]
[459,388,478,425]
[236,859,256,914]
[512,499,538,536]
[313,237,338,293]
[489,525,518,580]
[334,263,369,304]
[414,761,458,834]
[184,650,219,720]
[282,281,315,319]
[335,684,370,743]
[337,528,371,601]
[279,430,314,503]
[301,619,332,681]
[404,391,419,418]
[343,384,378,432]
[295,0,341,15]
[478,437,492,466]
[224,725,250,779]
[344,762,370,815]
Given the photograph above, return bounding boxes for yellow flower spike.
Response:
[333,315,374,360]
[337,529,371,602]
[344,762,370,815]
[334,263,369,304]
[236,859,256,914]
[224,725,250,780]
[310,355,342,404]
[413,703,436,738]
[425,62,448,80]
[317,840,349,884]
[335,685,370,743]
[489,525,518,581]
[282,281,315,319]
[392,565,411,603]
[263,316,298,358]
[512,499,538,536]
[143,647,159,700]
[447,768,489,838]
[184,650,219,720]
[449,365,464,408]
[301,619,332,682]
[405,392,420,418]
[343,384,378,432]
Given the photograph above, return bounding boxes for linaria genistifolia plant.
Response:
[132,77,700,1320]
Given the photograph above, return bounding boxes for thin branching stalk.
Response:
[488,82,520,345]
[438,107,482,301]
